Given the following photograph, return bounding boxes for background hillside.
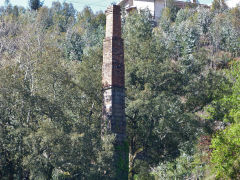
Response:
[0,0,239,179]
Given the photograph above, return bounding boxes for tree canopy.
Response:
[0,1,239,179]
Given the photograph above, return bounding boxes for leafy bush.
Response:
[211,123,240,179]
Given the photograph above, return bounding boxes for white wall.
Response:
[226,0,240,8]
[133,0,155,16]
[155,0,165,20]
[129,0,134,6]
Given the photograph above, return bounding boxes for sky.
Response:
[0,0,239,12]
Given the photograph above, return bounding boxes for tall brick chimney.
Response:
[102,5,128,179]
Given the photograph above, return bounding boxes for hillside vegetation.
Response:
[0,0,239,179]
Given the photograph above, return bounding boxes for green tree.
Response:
[205,61,240,179]
[0,2,239,179]
[166,0,179,21]
[51,2,76,32]
[0,7,105,179]
[211,0,228,13]
[123,10,226,179]
[210,12,240,56]
[29,0,43,11]
[211,124,240,179]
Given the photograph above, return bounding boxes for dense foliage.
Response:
[208,61,240,179]
[0,0,239,179]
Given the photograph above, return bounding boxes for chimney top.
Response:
[105,5,122,38]
[105,5,121,15]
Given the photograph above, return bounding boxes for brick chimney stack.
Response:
[102,5,128,179]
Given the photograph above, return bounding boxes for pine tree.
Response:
[29,0,43,11]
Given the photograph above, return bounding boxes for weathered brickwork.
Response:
[102,5,125,136]
[102,5,128,179]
